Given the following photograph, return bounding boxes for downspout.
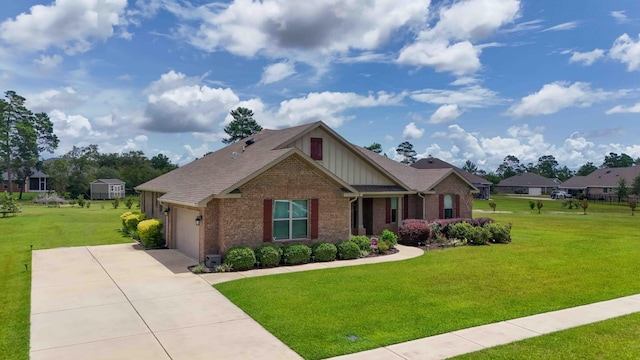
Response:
[417,192,426,220]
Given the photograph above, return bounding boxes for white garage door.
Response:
[174,208,200,259]
[529,187,542,196]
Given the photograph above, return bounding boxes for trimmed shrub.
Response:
[381,229,398,247]
[485,222,512,244]
[350,235,371,251]
[112,198,120,209]
[282,244,312,265]
[137,219,163,248]
[448,222,475,242]
[378,240,390,252]
[255,244,282,267]
[469,225,491,245]
[399,219,431,246]
[311,242,337,262]
[124,213,145,234]
[224,247,256,271]
[120,211,133,228]
[336,241,360,260]
[125,196,134,209]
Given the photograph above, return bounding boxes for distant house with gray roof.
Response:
[495,172,560,195]
[560,166,640,200]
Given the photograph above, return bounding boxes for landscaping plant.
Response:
[336,241,360,260]
[399,219,431,246]
[381,229,398,247]
[254,244,282,267]
[629,200,636,216]
[488,201,496,212]
[311,242,337,262]
[282,244,312,265]
[137,219,163,248]
[536,200,543,214]
[224,247,256,271]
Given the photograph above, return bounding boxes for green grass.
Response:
[453,313,640,360]
[215,196,640,359]
[0,202,134,360]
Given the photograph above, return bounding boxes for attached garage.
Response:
[528,187,542,195]
[173,207,200,259]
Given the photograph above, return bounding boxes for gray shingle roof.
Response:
[136,123,318,206]
[136,121,478,205]
[355,147,477,193]
[497,172,559,187]
[92,178,125,184]
[561,166,640,188]
[412,157,492,186]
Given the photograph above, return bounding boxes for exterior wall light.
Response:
[195,215,202,226]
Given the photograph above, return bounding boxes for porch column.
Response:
[357,196,366,235]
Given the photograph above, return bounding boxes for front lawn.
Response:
[0,202,133,360]
[215,197,640,359]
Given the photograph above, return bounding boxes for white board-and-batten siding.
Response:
[284,128,394,186]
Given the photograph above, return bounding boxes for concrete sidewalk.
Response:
[328,294,640,360]
[30,243,301,360]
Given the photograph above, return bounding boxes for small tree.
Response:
[364,142,382,154]
[536,200,543,214]
[529,200,535,210]
[629,200,637,216]
[488,201,496,212]
[222,107,262,144]
[1,191,19,216]
[615,178,629,203]
[580,198,588,215]
[396,141,417,165]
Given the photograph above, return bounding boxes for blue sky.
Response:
[1,0,639,172]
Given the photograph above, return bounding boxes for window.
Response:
[310,137,323,160]
[444,195,453,219]
[385,197,398,223]
[273,200,308,240]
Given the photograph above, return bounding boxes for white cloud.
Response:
[542,21,578,32]
[384,134,394,142]
[179,0,429,67]
[34,54,63,70]
[611,11,628,24]
[568,49,605,66]
[427,123,600,170]
[606,102,640,114]
[273,91,406,129]
[506,82,617,117]
[0,0,128,54]
[260,61,296,85]
[411,85,504,108]
[450,76,479,86]
[143,70,240,133]
[397,40,482,75]
[397,0,520,74]
[402,122,425,139]
[27,87,88,113]
[429,104,462,124]
[609,33,640,71]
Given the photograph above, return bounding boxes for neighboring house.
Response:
[2,169,50,193]
[495,172,560,195]
[411,156,492,200]
[135,121,478,261]
[559,166,640,200]
[90,179,126,200]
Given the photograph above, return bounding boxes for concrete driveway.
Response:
[30,243,301,360]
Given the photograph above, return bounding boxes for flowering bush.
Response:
[399,219,431,246]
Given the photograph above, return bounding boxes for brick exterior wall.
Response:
[371,198,398,235]
[424,175,473,219]
[206,155,350,256]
